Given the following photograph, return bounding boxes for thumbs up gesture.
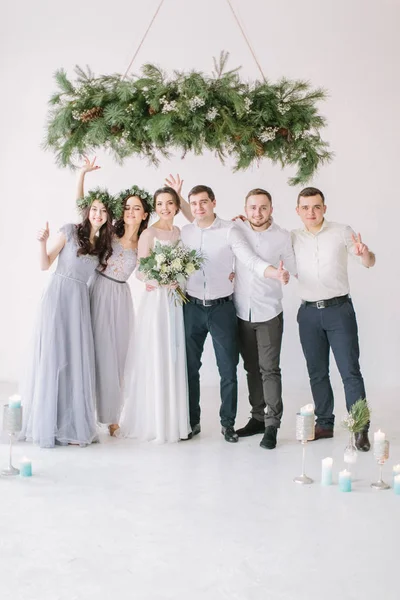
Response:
[37,222,50,243]
[276,260,290,285]
[351,232,368,257]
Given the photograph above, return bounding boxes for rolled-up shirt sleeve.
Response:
[228,225,271,278]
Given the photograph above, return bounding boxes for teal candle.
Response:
[20,459,32,477]
[394,475,400,495]
[8,394,22,409]
[339,469,351,492]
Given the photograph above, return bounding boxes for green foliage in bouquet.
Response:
[342,399,371,433]
[45,53,332,185]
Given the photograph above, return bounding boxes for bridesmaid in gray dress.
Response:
[77,158,153,435]
[20,189,115,448]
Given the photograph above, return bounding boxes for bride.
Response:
[117,186,191,443]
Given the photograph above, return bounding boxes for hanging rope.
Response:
[121,0,166,79]
[121,0,266,82]
[225,0,267,82]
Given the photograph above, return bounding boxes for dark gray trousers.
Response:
[297,299,366,429]
[237,313,284,428]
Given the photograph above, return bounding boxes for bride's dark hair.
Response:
[76,205,114,271]
[153,186,181,214]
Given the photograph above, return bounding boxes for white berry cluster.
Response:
[277,102,290,115]
[160,96,178,113]
[258,127,278,143]
[244,97,253,113]
[188,96,206,111]
[206,107,219,121]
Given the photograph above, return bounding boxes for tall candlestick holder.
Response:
[293,413,315,484]
[2,404,22,476]
[371,439,390,490]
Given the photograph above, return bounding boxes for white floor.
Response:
[0,382,399,600]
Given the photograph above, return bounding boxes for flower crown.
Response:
[76,187,123,220]
[114,185,154,213]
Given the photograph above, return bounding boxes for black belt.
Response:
[187,294,233,307]
[302,294,349,309]
[97,271,126,284]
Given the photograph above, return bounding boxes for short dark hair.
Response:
[188,185,215,201]
[153,186,181,214]
[297,187,325,205]
[245,188,272,204]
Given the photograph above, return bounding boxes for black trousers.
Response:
[183,299,239,428]
[237,313,284,428]
[297,299,366,429]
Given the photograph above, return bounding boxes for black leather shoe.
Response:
[260,425,277,449]
[186,423,201,440]
[235,418,265,437]
[355,430,370,452]
[221,426,239,443]
[312,425,334,441]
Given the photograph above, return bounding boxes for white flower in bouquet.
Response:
[171,258,183,271]
[185,262,196,275]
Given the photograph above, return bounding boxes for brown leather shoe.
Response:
[312,425,334,440]
[355,430,370,452]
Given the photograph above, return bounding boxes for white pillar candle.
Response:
[321,457,333,486]
[374,430,385,442]
[394,475,400,495]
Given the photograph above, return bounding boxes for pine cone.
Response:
[111,125,122,135]
[277,127,289,137]
[252,138,264,157]
[148,107,157,115]
[80,107,104,123]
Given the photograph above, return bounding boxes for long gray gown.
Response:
[20,223,98,448]
[89,238,137,424]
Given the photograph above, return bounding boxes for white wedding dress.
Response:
[117,226,191,443]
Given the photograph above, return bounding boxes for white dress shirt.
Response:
[291,219,365,302]
[233,219,297,322]
[180,216,271,301]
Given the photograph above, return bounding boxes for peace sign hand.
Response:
[276,260,290,285]
[37,222,50,243]
[351,232,369,256]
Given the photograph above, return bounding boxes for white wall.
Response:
[1,0,399,395]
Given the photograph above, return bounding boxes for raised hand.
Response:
[351,232,369,256]
[37,222,50,243]
[165,173,183,195]
[231,214,247,222]
[276,260,290,285]
[80,155,101,173]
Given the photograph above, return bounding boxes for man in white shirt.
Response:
[180,185,289,443]
[292,187,375,451]
[234,188,297,449]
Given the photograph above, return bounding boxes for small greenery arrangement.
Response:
[342,399,371,433]
[46,52,332,185]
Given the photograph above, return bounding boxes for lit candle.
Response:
[338,469,352,492]
[8,394,22,409]
[300,404,314,416]
[19,458,32,477]
[321,457,333,486]
[374,430,385,442]
[394,475,400,496]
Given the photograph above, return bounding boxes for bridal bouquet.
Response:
[139,241,204,305]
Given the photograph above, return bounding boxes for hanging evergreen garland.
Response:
[45,52,332,185]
